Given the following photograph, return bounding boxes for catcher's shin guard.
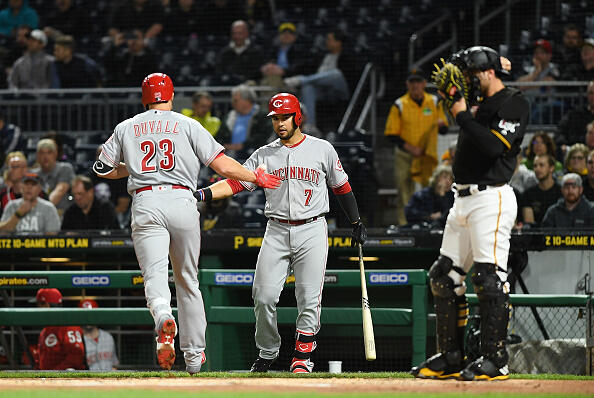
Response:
[471,262,510,368]
[429,256,468,355]
[291,331,316,373]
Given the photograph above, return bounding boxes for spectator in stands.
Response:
[440,139,457,166]
[108,0,164,42]
[200,0,245,36]
[564,143,589,176]
[3,25,31,73]
[283,27,359,132]
[181,91,221,137]
[32,138,75,214]
[0,172,60,233]
[541,173,594,228]
[36,288,86,370]
[61,175,118,230]
[164,0,200,37]
[53,35,101,88]
[0,151,27,216]
[586,121,594,151]
[0,109,24,166]
[560,38,594,82]
[522,132,563,173]
[583,150,594,201]
[520,154,562,227]
[517,39,560,91]
[556,80,594,153]
[8,29,58,89]
[104,29,158,87]
[553,24,583,70]
[404,164,454,228]
[198,174,242,230]
[509,151,537,195]
[243,0,271,28]
[217,84,270,152]
[260,22,313,94]
[0,0,39,37]
[79,299,119,371]
[216,20,263,84]
[383,69,448,225]
[42,0,89,41]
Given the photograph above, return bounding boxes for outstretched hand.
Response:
[253,167,282,189]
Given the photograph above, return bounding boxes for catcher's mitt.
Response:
[432,59,469,112]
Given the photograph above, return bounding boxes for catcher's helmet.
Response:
[142,73,174,107]
[267,93,302,126]
[452,46,509,76]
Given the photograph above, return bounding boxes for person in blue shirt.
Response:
[405,164,454,228]
[0,0,39,37]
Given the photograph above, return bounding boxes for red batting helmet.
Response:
[36,288,62,304]
[141,73,174,107]
[267,93,302,126]
[78,299,99,309]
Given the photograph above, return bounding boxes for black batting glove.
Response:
[351,220,367,247]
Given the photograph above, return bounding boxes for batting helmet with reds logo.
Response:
[267,93,302,126]
[142,73,174,107]
[78,299,99,309]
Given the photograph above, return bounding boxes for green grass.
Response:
[0,392,592,398]
[0,370,594,380]
[0,371,592,380]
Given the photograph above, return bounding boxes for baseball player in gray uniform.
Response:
[93,73,281,374]
[195,93,367,373]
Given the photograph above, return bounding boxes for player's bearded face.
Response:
[272,114,296,140]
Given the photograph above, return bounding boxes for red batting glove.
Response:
[253,168,281,189]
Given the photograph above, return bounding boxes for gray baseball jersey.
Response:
[1,198,60,233]
[240,135,349,363]
[83,329,119,371]
[32,162,75,212]
[99,109,224,194]
[97,109,223,373]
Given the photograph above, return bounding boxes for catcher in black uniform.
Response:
[412,47,529,381]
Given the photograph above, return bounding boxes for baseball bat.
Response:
[359,243,376,361]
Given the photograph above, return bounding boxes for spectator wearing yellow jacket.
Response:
[384,70,448,225]
[181,91,222,137]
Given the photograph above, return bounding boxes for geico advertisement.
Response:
[368,272,409,285]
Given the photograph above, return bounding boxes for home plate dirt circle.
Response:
[0,378,593,394]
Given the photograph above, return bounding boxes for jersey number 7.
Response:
[141,139,175,172]
[304,189,312,206]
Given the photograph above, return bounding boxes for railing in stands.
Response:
[408,11,457,71]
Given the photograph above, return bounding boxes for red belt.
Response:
[270,216,320,226]
[135,185,190,194]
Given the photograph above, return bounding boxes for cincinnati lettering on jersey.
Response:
[133,120,180,137]
[272,166,321,185]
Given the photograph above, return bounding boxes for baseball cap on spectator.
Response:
[407,68,425,82]
[22,172,41,184]
[562,173,582,187]
[278,22,296,33]
[583,38,594,48]
[28,29,47,46]
[36,288,62,304]
[78,299,98,309]
[534,39,552,54]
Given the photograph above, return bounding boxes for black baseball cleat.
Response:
[250,356,276,373]
[458,356,509,381]
[411,352,463,380]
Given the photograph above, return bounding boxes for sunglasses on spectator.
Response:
[571,155,585,160]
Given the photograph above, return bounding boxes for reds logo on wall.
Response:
[44,333,58,347]
[335,159,343,172]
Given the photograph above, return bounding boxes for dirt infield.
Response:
[1,377,593,394]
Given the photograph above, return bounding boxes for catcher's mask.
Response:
[450,46,508,104]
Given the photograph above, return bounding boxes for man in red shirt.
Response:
[36,288,86,370]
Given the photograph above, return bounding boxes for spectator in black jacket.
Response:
[107,0,164,42]
[583,149,594,201]
[260,22,313,92]
[541,173,594,228]
[62,175,118,230]
[164,0,200,37]
[53,35,101,88]
[283,28,359,131]
[404,164,454,227]
[42,0,89,41]
[520,154,562,226]
[104,29,158,87]
[555,80,594,154]
[216,20,263,84]
[553,24,583,71]
[560,38,594,83]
